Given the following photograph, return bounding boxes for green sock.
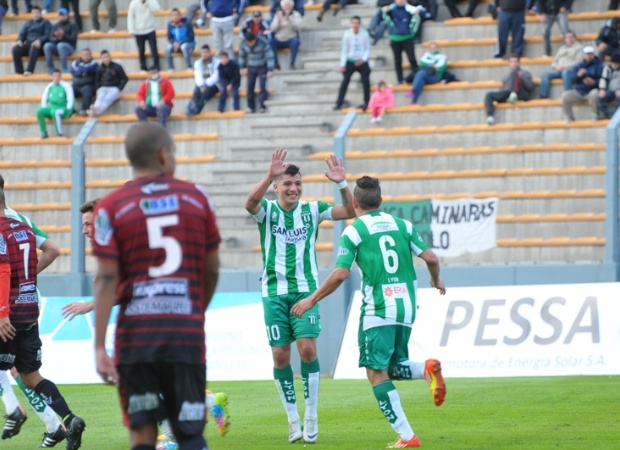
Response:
[274,365,299,422]
[301,359,320,418]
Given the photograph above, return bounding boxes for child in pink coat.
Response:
[368,80,395,123]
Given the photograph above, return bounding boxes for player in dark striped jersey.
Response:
[92,123,220,450]
[0,188,86,450]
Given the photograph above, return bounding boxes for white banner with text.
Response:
[334,283,620,378]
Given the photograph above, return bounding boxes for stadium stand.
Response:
[0,0,614,272]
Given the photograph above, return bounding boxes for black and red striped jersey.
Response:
[0,217,39,328]
[92,174,220,365]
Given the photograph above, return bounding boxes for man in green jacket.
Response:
[36,69,74,139]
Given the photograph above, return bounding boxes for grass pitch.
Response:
[5,376,619,449]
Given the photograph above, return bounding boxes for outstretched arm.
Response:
[418,249,446,295]
[324,154,355,220]
[291,267,350,318]
[244,147,290,215]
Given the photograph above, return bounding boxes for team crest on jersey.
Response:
[0,234,6,255]
[140,195,179,215]
[13,230,28,242]
[301,211,312,224]
[94,208,113,246]
[271,210,279,222]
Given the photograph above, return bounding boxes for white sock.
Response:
[303,372,320,419]
[274,380,300,422]
[388,389,414,441]
[161,419,174,440]
[205,392,214,411]
[0,371,20,413]
[37,404,62,433]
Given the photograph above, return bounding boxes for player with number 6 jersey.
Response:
[92,123,220,450]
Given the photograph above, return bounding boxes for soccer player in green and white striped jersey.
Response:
[245,147,355,444]
[293,176,446,449]
[0,175,67,447]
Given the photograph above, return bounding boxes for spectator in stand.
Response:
[12,6,51,76]
[270,0,304,18]
[610,1,619,9]
[598,53,620,119]
[411,0,437,21]
[187,44,220,116]
[89,0,117,32]
[239,32,275,113]
[10,0,31,15]
[409,41,457,105]
[444,0,480,18]
[128,0,161,71]
[0,0,8,35]
[368,80,394,123]
[539,30,582,99]
[43,8,78,74]
[596,18,620,61]
[270,0,303,70]
[70,48,98,116]
[368,1,392,46]
[561,46,602,122]
[239,10,271,41]
[382,0,422,85]
[494,0,527,59]
[60,0,82,32]
[536,0,571,57]
[166,8,196,71]
[90,50,128,117]
[36,69,74,139]
[217,51,241,112]
[316,0,356,22]
[334,15,371,111]
[484,54,534,125]
[207,0,239,58]
[135,66,175,127]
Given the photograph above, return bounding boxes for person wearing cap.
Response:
[239,10,271,41]
[269,0,303,70]
[12,6,51,75]
[60,0,83,32]
[561,46,602,122]
[597,53,620,119]
[43,7,78,74]
[538,30,582,99]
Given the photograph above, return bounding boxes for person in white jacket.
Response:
[127,0,161,71]
[187,44,221,115]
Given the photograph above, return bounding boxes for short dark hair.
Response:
[510,53,521,60]
[79,199,99,214]
[0,188,5,210]
[100,49,109,56]
[275,164,301,182]
[31,5,41,11]
[0,174,4,189]
[81,47,91,53]
[148,65,159,72]
[220,51,229,58]
[245,31,257,42]
[351,15,361,22]
[52,69,61,74]
[125,123,174,170]
[354,176,381,210]
[171,7,180,13]
[201,44,211,51]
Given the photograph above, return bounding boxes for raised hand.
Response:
[324,154,346,183]
[269,147,290,179]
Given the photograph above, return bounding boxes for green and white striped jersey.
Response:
[253,198,334,297]
[336,211,428,330]
[4,206,49,249]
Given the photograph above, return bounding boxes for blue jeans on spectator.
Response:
[246,65,269,111]
[166,42,195,70]
[411,69,440,104]
[541,12,569,56]
[495,9,525,58]
[539,68,573,98]
[135,104,172,128]
[236,0,249,25]
[598,90,620,118]
[0,4,7,34]
[218,85,240,112]
[368,9,388,45]
[270,36,300,67]
[43,42,75,73]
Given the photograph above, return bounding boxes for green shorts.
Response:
[262,293,321,347]
[358,323,412,370]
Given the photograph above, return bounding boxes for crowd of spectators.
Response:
[4,0,618,135]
